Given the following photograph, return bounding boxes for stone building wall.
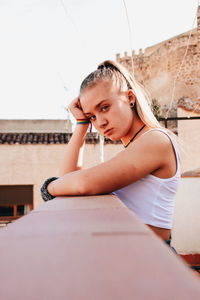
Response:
[116,7,200,109]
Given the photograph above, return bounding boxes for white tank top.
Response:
[113,128,181,229]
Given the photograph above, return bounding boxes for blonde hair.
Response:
[80,60,162,129]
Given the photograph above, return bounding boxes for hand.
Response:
[68,97,88,120]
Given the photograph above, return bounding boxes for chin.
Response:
[106,135,121,142]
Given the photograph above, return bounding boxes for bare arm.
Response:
[59,124,89,176]
[59,97,90,176]
[49,131,171,196]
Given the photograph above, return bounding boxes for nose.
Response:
[97,116,108,129]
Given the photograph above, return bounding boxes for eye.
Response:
[101,105,109,112]
[89,115,96,121]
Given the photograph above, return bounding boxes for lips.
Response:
[104,128,113,136]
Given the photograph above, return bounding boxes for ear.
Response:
[127,90,136,105]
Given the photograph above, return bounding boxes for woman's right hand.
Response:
[68,97,88,120]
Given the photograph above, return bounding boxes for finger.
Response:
[68,97,79,109]
[77,98,82,110]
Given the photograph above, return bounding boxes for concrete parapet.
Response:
[0,195,200,299]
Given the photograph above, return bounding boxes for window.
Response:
[0,185,33,222]
[0,206,14,217]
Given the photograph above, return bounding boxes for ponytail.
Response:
[80,59,162,129]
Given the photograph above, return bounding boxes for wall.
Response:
[177,107,200,172]
[0,143,123,208]
[0,119,72,133]
[172,178,200,253]
[117,26,200,107]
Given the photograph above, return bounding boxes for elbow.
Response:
[77,177,94,196]
[53,172,96,196]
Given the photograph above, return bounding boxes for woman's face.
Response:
[80,80,135,141]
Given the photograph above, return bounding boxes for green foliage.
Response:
[151,98,161,119]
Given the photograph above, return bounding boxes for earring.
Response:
[130,102,135,108]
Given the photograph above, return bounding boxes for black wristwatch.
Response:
[40,177,58,201]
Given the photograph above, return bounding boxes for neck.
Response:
[121,119,147,147]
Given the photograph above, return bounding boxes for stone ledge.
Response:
[0,195,200,299]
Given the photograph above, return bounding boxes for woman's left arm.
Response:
[47,131,170,196]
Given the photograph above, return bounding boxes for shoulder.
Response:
[129,128,172,154]
[115,129,171,174]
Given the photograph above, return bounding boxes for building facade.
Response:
[117,6,200,112]
[0,119,123,223]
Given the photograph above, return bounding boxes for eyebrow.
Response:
[84,99,109,116]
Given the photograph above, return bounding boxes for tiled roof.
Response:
[0,133,122,145]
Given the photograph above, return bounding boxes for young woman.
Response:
[41,60,181,242]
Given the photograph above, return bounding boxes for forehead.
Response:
[80,81,119,113]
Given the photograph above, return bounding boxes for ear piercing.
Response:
[130,102,135,108]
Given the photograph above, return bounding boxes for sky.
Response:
[0,0,198,121]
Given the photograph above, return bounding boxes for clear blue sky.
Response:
[0,0,198,120]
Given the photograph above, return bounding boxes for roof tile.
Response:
[0,133,122,145]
